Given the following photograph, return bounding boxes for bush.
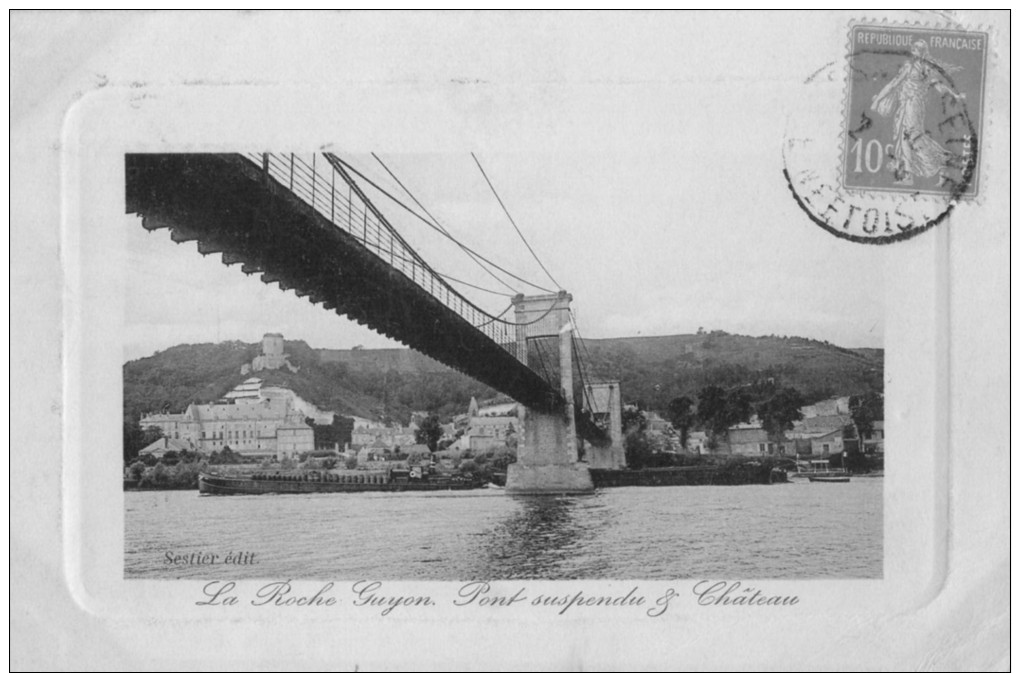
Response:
[128,461,146,481]
[489,448,517,471]
[170,461,202,488]
[344,456,359,470]
[625,431,652,469]
[151,463,169,485]
[208,447,243,465]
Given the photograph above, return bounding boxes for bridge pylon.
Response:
[584,381,627,469]
[505,292,594,494]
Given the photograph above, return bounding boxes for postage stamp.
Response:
[782,21,991,244]
[841,24,988,198]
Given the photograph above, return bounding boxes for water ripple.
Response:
[125,481,882,580]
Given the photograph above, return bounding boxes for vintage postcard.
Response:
[12,10,1010,670]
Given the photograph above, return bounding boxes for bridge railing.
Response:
[241,153,530,366]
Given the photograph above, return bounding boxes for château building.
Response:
[140,377,316,460]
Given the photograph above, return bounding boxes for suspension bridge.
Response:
[125,152,625,492]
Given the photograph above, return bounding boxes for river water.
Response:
[125,479,882,580]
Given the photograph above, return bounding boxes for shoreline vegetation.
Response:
[122,449,874,492]
[124,398,882,492]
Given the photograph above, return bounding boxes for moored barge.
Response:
[198,467,483,495]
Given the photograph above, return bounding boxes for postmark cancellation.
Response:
[784,20,990,244]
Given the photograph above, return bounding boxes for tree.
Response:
[697,386,728,435]
[756,386,805,443]
[127,461,146,481]
[622,406,647,434]
[724,390,753,429]
[414,414,443,452]
[624,431,652,469]
[307,414,356,451]
[698,386,752,448]
[666,396,695,449]
[698,386,749,437]
[490,448,517,471]
[849,391,883,443]
[123,420,163,465]
[504,424,518,451]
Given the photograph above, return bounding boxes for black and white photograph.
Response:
[122,150,885,582]
[11,10,1010,671]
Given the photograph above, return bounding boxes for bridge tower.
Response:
[584,381,627,469]
[505,292,594,494]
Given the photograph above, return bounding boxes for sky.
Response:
[119,13,889,361]
[124,148,885,361]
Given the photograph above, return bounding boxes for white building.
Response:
[276,421,315,460]
[140,378,319,458]
[452,397,520,453]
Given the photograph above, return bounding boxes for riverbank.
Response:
[125,453,796,492]
[591,462,785,488]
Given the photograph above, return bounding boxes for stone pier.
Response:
[584,380,627,470]
[505,292,594,494]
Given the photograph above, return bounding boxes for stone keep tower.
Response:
[262,332,285,359]
[248,332,297,373]
[505,291,594,494]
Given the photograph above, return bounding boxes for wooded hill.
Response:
[123,331,882,424]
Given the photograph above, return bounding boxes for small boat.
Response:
[808,475,851,483]
[790,459,849,480]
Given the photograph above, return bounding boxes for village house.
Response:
[137,437,193,459]
[860,420,885,454]
[687,431,709,455]
[451,397,520,453]
[722,419,786,456]
[644,411,672,435]
[350,425,417,451]
[786,414,851,457]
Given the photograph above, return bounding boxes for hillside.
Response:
[123,339,495,425]
[580,331,883,409]
[123,331,882,424]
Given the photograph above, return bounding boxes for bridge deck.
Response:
[125,153,562,413]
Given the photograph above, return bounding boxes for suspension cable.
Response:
[438,273,515,297]
[470,152,564,292]
[328,154,554,294]
[531,337,553,387]
[570,310,601,414]
[371,153,521,295]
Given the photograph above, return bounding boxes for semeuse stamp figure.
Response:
[869,40,966,187]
